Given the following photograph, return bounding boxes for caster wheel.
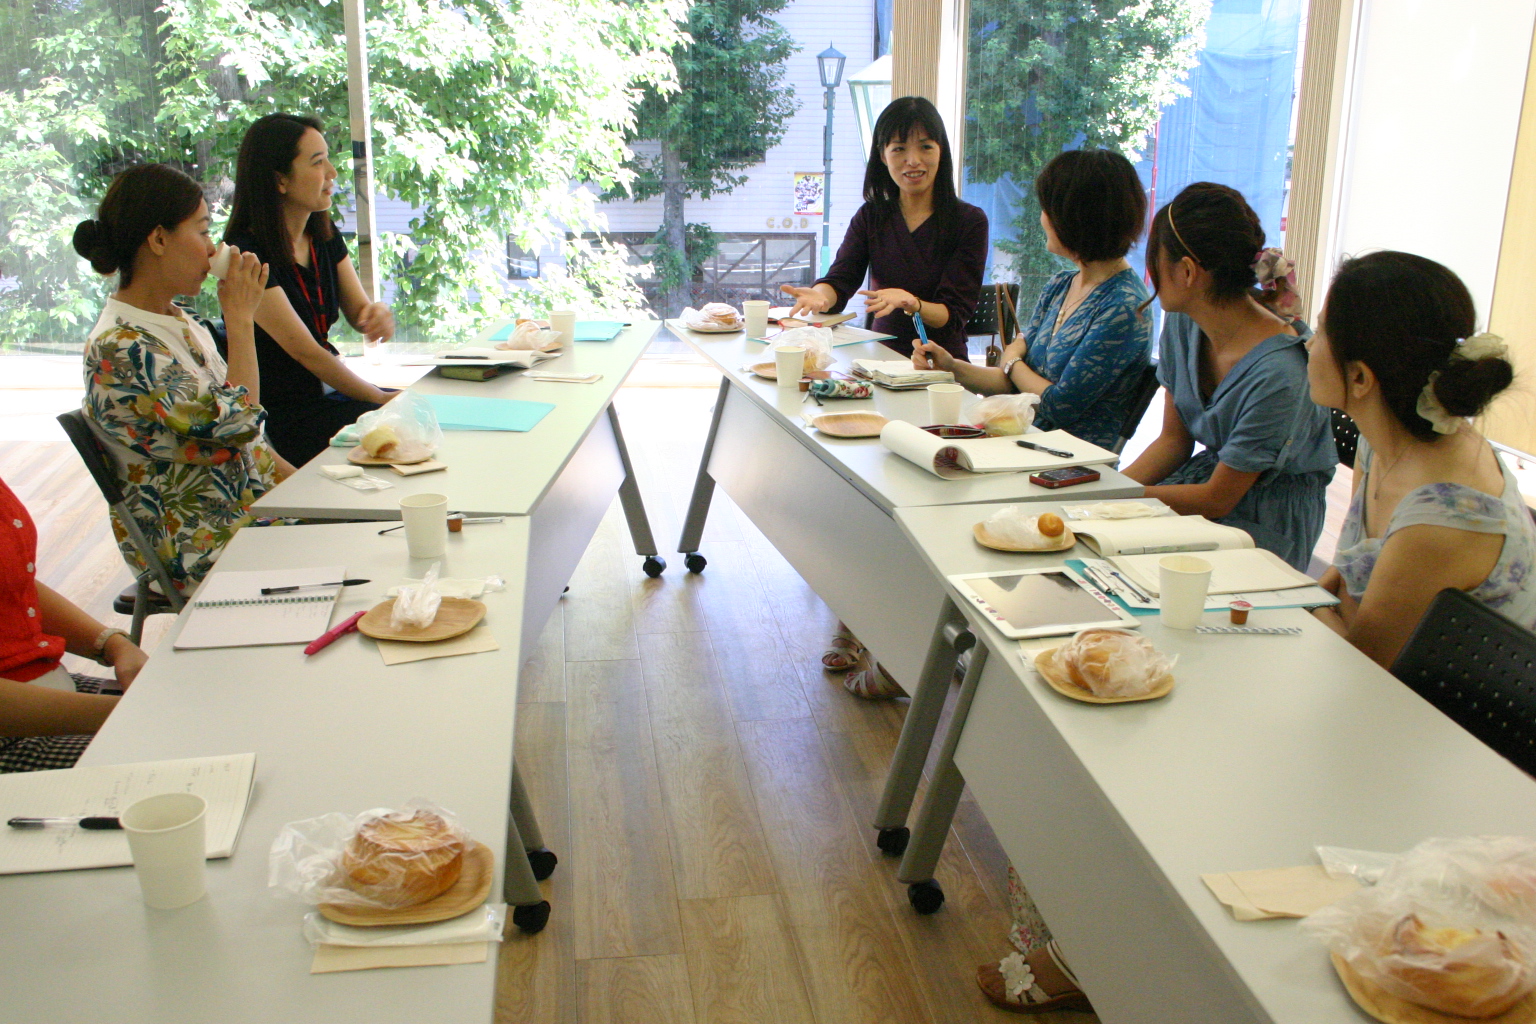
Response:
[876,826,909,857]
[642,555,666,578]
[527,847,558,881]
[512,900,552,934]
[562,586,569,594]
[684,552,707,574]
[908,879,945,915]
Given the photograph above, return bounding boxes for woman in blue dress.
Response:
[1122,182,1335,571]
[916,149,1151,450]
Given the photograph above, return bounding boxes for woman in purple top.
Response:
[782,96,988,361]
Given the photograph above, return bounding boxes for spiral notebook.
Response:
[173,567,345,650]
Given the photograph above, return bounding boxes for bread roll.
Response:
[1037,513,1064,538]
[1059,628,1173,698]
[1378,914,1534,1018]
[341,810,465,908]
[360,423,400,458]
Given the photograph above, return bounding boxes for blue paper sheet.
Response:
[423,394,555,432]
[573,321,625,342]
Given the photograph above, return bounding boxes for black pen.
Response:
[1015,440,1075,459]
[260,579,370,595]
[8,816,121,830]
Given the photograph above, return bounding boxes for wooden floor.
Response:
[1,358,1357,1024]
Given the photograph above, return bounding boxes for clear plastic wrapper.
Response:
[1054,628,1176,698]
[1319,845,1402,886]
[1302,836,1536,1018]
[1062,502,1175,521]
[496,320,561,352]
[318,464,393,491]
[270,800,472,909]
[353,391,443,456]
[970,392,1040,436]
[769,325,835,371]
[386,574,504,600]
[983,506,1063,547]
[391,561,443,629]
[681,303,743,330]
[302,904,506,947]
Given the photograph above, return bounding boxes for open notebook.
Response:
[880,421,1119,479]
[1110,548,1317,596]
[1072,515,1255,557]
[173,567,344,650]
[0,753,256,874]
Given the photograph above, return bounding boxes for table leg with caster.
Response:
[676,377,730,574]
[896,641,989,915]
[607,404,666,578]
[503,801,552,934]
[872,603,974,857]
[511,762,557,882]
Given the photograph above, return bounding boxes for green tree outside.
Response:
[965,0,1209,309]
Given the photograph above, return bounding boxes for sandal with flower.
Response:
[821,629,868,673]
[976,944,1092,1014]
[844,661,903,699]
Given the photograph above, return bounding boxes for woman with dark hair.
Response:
[781,96,988,362]
[915,149,1152,449]
[225,113,397,465]
[783,97,987,698]
[1309,251,1533,665]
[1121,181,1335,571]
[74,163,283,594]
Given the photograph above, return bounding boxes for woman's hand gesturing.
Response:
[780,283,832,320]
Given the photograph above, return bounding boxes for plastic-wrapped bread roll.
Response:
[340,810,466,908]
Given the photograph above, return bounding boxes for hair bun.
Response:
[71,218,119,274]
[1434,351,1515,419]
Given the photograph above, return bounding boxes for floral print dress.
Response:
[82,298,280,593]
[1335,436,1536,628]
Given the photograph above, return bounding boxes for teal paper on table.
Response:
[573,321,625,342]
[423,394,555,432]
[487,323,516,342]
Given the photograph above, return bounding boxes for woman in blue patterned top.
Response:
[914,149,1151,450]
[1308,251,1533,667]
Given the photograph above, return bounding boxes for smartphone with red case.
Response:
[1028,465,1102,488]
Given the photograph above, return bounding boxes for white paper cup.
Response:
[743,300,770,338]
[927,382,966,425]
[1158,554,1213,630]
[549,309,576,346]
[123,793,207,909]
[774,346,806,388]
[400,492,449,559]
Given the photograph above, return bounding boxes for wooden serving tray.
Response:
[1331,953,1536,1024]
[811,412,889,438]
[347,440,435,466]
[357,597,486,642]
[972,521,1076,553]
[319,841,494,926]
[1033,645,1174,704]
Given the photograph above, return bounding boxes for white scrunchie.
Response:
[1415,332,1509,434]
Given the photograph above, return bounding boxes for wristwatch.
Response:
[92,626,130,666]
[1000,357,1022,389]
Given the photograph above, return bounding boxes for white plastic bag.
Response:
[1301,836,1536,1018]
[387,574,504,600]
[983,506,1064,547]
[769,325,835,371]
[970,392,1040,436]
[496,320,561,352]
[1062,502,1174,521]
[269,799,472,909]
[391,561,443,630]
[353,391,443,455]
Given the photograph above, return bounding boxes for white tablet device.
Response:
[948,566,1139,639]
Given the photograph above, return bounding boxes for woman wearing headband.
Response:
[913,149,1152,449]
[225,114,397,465]
[1308,251,1533,665]
[1122,182,1335,571]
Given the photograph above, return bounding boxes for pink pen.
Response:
[305,610,366,656]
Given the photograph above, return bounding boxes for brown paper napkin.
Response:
[375,625,499,666]
[311,941,489,973]
[1202,865,1360,920]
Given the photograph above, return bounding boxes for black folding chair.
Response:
[1331,408,1360,468]
[1391,587,1536,776]
[965,283,1021,366]
[1112,364,1163,456]
[56,410,184,643]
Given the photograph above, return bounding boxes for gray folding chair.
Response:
[1112,363,1162,456]
[56,409,184,642]
[1391,587,1536,776]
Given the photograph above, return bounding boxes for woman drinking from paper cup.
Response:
[225,113,398,466]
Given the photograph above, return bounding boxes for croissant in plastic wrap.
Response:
[1055,628,1176,699]
[495,319,562,352]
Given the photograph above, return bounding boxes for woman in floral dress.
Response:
[73,164,286,594]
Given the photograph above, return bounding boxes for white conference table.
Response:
[666,319,1145,850]
[1,521,536,1024]
[889,499,1536,1024]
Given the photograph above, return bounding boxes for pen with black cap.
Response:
[8,816,121,830]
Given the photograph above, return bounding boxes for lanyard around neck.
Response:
[293,240,328,341]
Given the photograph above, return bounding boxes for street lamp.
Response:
[817,44,846,277]
[846,55,892,161]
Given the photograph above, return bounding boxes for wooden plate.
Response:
[687,321,744,333]
[318,841,494,926]
[1330,953,1536,1024]
[811,412,889,438]
[357,597,486,642]
[1033,645,1174,704]
[973,521,1076,553]
[348,441,435,466]
[747,361,778,380]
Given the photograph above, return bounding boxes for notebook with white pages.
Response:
[880,421,1119,479]
[0,753,257,874]
[1109,548,1317,596]
[851,359,954,389]
[1071,515,1255,557]
[399,347,556,368]
[173,566,345,650]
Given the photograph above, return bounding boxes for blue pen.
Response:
[912,309,930,347]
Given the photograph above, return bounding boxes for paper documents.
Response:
[175,567,344,650]
[1111,548,1317,596]
[423,395,555,432]
[0,753,257,874]
[1071,515,1255,557]
[852,359,953,389]
[1203,865,1360,920]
